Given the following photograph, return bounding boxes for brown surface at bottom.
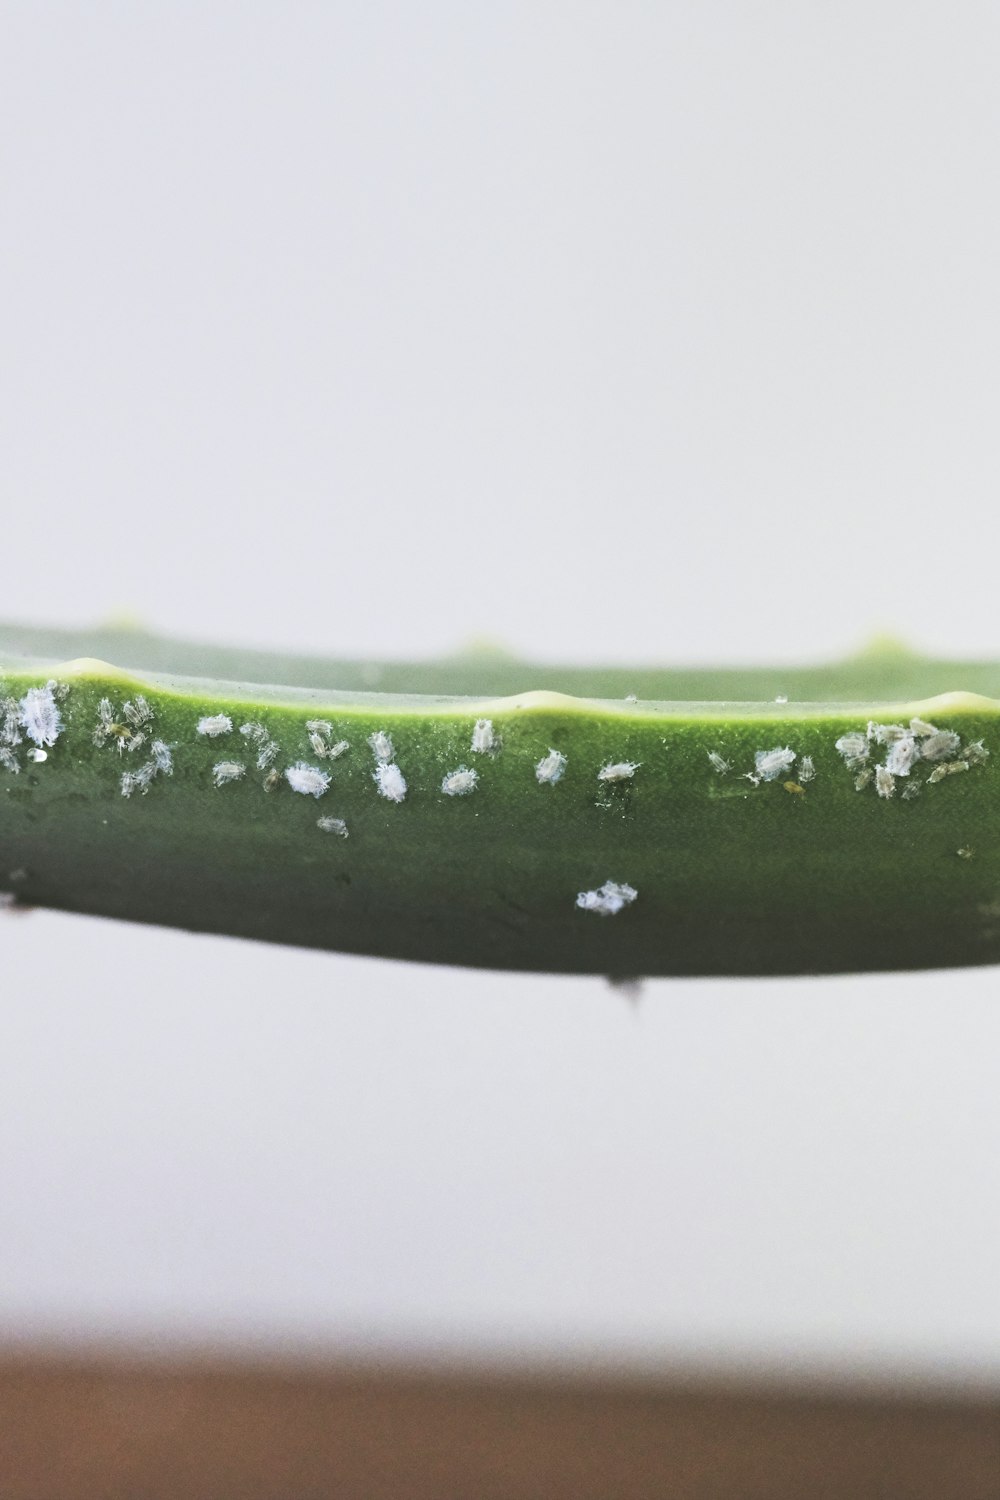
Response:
[0,1355,997,1500]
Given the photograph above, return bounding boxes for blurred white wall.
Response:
[1,2,998,1382]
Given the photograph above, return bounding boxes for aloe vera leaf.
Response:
[1,622,998,978]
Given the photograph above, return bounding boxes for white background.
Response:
[1,3,998,1383]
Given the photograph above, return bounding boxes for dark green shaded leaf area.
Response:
[2,622,999,977]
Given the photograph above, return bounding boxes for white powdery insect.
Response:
[198,714,233,737]
[92,698,118,749]
[18,681,63,747]
[441,766,478,796]
[374,762,407,802]
[884,734,919,777]
[927,760,969,784]
[868,721,907,745]
[99,695,154,754]
[535,749,567,785]
[308,734,349,761]
[1,696,23,746]
[598,761,640,782]
[854,768,873,791]
[920,730,962,762]
[0,747,20,774]
[576,880,638,917]
[212,761,245,787]
[834,732,868,768]
[471,718,496,754]
[875,765,895,799]
[707,751,730,774]
[909,717,939,738]
[306,721,346,759]
[369,730,394,763]
[901,780,922,800]
[798,755,816,783]
[120,761,159,797]
[150,740,173,774]
[285,762,330,798]
[965,740,990,766]
[754,746,796,782]
[124,696,152,730]
[317,816,349,837]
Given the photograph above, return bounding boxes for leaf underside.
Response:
[2,622,1000,978]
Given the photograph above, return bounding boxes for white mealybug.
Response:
[212,761,245,787]
[120,760,158,797]
[93,698,115,743]
[239,721,278,768]
[854,768,873,791]
[257,741,279,770]
[374,762,407,802]
[471,718,496,754]
[909,717,939,738]
[124,696,153,730]
[441,766,478,796]
[835,732,869,767]
[317,816,349,837]
[122,747,173,798]
[868,722,907,745]
[884,734,919,777]
[965,740,990,766]
[901,780,922,800]
[107,695,155,754]
[369,730,394,763]
[306,721,345,759]
[597,761,640,782]
[150,740,173,774]
[707,751,730,774]
[927,761,969,784]
[576,880,638,916]
[920,730,962,762]
[875,765,895,799]
[197,714,232,737]
[798,755,816,783]
[285,763,330,797]
[536,749,567,785]
[0,747,19,774]
[18,681,63,747]
[754,746,796,782]
[1,697,23,746]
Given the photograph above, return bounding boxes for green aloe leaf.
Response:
[1,621,998,977]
